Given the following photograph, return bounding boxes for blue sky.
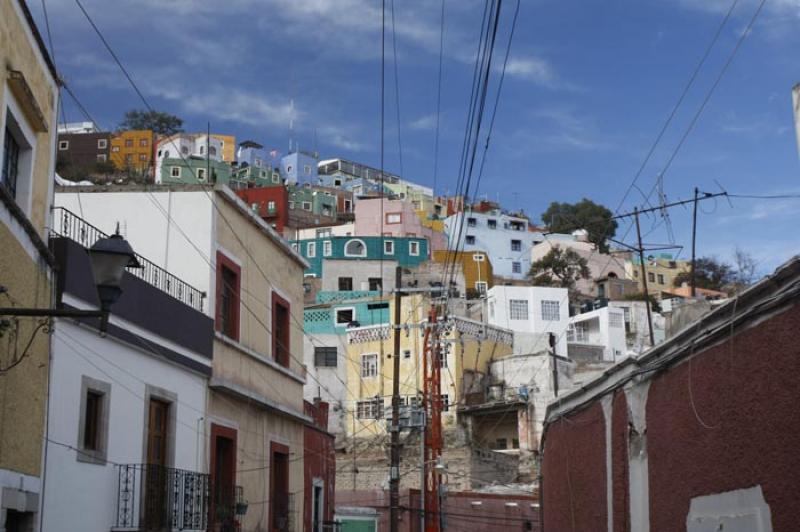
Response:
[31,0,800,273]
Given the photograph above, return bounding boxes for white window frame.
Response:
[509,299,529,320]
[58,139,69,150]
[307,241,317,258]
[386,212,402,224]
[512,261,522,274]
[196,167,207,181]
[541,300,561,321]
[96,154,107,162]
[475,281,488,295]
[267,200,276,211]
[323,240,332,257]
[409,241,420,256]
[361,353,379,378]
[473,254,485,262]
[335,307,355,327]
[303,201,312,211]
[97,138,107,149]
[344,239,367,257]
[356,398,382,419]
[304,164,312,175]
[384,240,395,255]
[170,166,181,178]
[511,239,522,252]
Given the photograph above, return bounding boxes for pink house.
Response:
[354,197,447,251]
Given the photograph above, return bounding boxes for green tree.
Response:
[673,257,734,291]
[120,109,183,136]
[529,247,590,297]
[541,199,617,252]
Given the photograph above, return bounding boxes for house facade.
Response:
[54,185,309,531]
[567,305,628,362]
[0,0,59,528]
[354,197,447,251]
[43,225,214,532]
[624,253,691,295]
[109,129,154,174]
[154,133,224,183]
[432,250,493,296]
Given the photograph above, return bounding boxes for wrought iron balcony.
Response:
[114,464,245,532]
[52,207,206,312]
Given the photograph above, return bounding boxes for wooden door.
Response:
[209,424,237,532]
[145,399,170,530]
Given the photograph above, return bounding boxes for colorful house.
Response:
[109,129,154,174]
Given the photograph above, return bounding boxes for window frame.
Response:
[77,376,111,465]
[356,398,383,419]
[58,139,69,150]
[385,212,402,225]
[511,239,522,252]
[314,346,338,367]
[335,307,355,327]
[98,138,108,149]
[215,251,241,341]
[344,239,367,257]
[509,299,529,321]
[323,240,332,256]
[272,291,291,368]
[541,300,561,321]
[361,353,379,378]
[409,241,420,256]
[383,240,394,255]
[307,241,317,258]
[512,261,522,274]
[197,168,207,181]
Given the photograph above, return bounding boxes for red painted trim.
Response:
[269,441,290,532]
[215,251,241,341]
[271,291,291,368]
[209,423,237,528]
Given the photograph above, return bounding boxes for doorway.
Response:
[144,398,170,529]
[210,424,237,531]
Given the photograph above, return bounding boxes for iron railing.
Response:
[115,464,210,531]
[52,207,206,312]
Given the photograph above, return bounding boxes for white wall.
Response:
[320,260,397,292]
[302,333,349,439]
[43,319,209,532]
[487,286,569,356]
[293,223,356,241]
[569,306,627,362]
[55,190,215,304]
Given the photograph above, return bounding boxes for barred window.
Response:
[509,299,528,320]
[541,300,560,321]
[361,353,378,378]
[609,312,624,328]
[356,398,383,419]
[314,347,337,367]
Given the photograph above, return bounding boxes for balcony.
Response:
[113,464,245,531]
[315,290,380,304]
[52,207,206,312]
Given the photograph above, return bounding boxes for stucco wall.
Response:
[303,333,349,439]
[355,197,447,251]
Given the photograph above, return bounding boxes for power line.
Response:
[432,0,446,198]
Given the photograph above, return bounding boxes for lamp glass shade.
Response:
[88,232,141,288]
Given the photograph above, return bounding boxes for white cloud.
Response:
[504,57,556,85]
[408,113,438,131]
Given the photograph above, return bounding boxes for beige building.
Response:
[624,254,691,296]
[0,0,59,527]
[55,185,309,531]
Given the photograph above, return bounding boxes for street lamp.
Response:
[0,227,140,333]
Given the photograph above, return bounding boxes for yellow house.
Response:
[624,255,691,295]
[211,133,236,162]
[432,250,494,295]
[343,295,513,439]
[109,129,153,173]
[0,0,59,524]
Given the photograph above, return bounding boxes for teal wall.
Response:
[290,236,429,277]
[304,299,390,335]
[289,186,338,217]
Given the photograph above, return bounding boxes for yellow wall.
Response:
[211,134,236,162]
[432,250,494,293]
[0,0,58,479]
[625,258,690,293]
[110,129,153,172]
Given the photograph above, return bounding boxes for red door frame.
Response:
[215,251,241,341]
[209,423,238,528]
[268,441,290,532]
[271,292,291,368]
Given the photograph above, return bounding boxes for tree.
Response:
[731,248,758,291]
[119,109,183,136]
[529,247,590,297]
[673,257,734,292]
[541,199,617,252]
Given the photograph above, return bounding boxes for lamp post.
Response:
[0,228,140,333]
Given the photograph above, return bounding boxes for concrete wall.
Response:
[303,333,349,439]
[568,306,627,362]
[42,320,209,532]
[531,239,626,296]
[355,197,447,251]
[321,260,397,292]
[487,286,569,357]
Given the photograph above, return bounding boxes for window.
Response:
[475,281,488,295]
[512,262,522,274]
[386,212,402,224]
[139,138,148,147]
[77,376,110,464]
[633,270,639,278]
[58,139,69,150]
[344,199,352,211]
[124,138,133,148]
[291,243,298,252]
[509,299,529,320]
[512,438,520,449]
[403,349,411,359]
[111,146,120,152]
[2,127,22,199]
[209,146,217,156]
[314,347,337,367]
[303,201,312,211]
[494,438,508,450]
[138,154,147,161]
[473,253,485,262]
[98,138,108,149]
[511,239,522,252]
[96,154,107,162]
[323,240,332,256]
[304,164,312,175]
[441,394,450,412]
[344,239,367,257]
[487,219,497,229]
[307,242,316,258]
[648,272,655,283]
[338,277,353,291]
[467,217,477,227]
[124,154,133,163]
[267,200,276,212]
[609,311,624,328]
[368,278,382,291]
[541,300,560,321]
[409,241,420,256]
[336,308,354,326]
[181,146,189,155]
[367,302,389,311]
[216,254,241,340]
[465,235,476,245]
[568,322,588,342]
[170,166,181,178]
[334,179,342,186]
[657,274,665,285]
[200,145,205,154]
[361,354,378,378]
[356,398,383,419]
[289,201,295,209]
[384,240,394,255]
[272,292,291,367]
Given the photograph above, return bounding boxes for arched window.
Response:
[344,239,367,257]
[608,272,618,279]
[209,146,217,156]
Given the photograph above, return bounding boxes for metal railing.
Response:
[115,464,211,531]
[52,207,206,312]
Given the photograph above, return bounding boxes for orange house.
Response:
[110,129,154,174]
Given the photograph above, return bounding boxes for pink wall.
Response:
[354,198,447,251]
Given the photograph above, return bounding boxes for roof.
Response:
[544,255,800,425]
[661,285,728,299]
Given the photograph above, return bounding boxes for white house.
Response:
[154,133,223,183]
[43,227,213,532]
[567,306,628,362]
[486,285,570,357]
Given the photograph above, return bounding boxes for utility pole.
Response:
[423,306,442,532]
[549,333,559,397]
[389,266,402,532]
[634,207,656,347]
[691,186,699,298]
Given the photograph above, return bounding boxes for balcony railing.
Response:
[52,207,206,312]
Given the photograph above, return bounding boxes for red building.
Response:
[236,186,289,235]
[540,257,800,532]
[304,399,336,532]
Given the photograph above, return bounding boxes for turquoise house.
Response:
[289,236,429,278]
